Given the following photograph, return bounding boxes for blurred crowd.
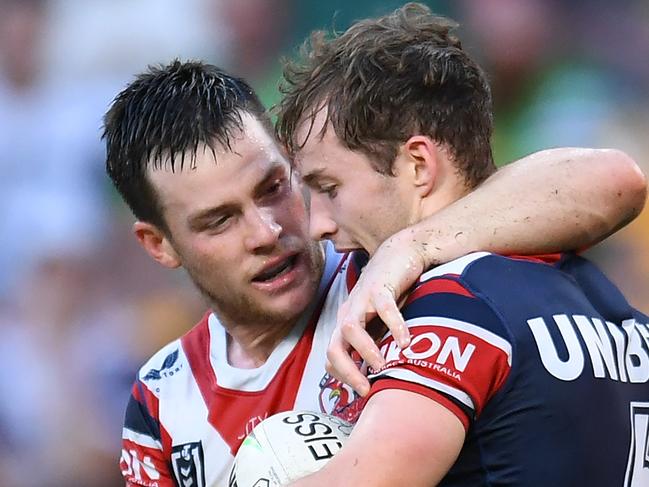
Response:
[0,0,647,485]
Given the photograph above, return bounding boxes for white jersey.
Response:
[119,245,357,487]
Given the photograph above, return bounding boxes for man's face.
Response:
[294,111,413,255]
[149,114,323,325]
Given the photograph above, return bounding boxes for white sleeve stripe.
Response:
[122,428,163,450]
[368,367,475,410]
[384,316,512,366]
[419,252,491,281]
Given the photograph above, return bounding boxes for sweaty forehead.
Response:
[224,113,283,159]
[148,116,289,207]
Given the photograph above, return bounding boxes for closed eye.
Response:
[203,214,233,233]
[318,184,338,199]
[263,177,289,199]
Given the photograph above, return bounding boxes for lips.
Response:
[252,253,299,283]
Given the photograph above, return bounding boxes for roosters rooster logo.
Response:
[318,373,366,424]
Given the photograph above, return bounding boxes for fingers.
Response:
[336,292,383,371]
[326,332,371,396]
[339,317,386,371]
[371,289,410,349]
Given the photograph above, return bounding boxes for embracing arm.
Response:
[410,147,646,261]
[329,148,647,394]
[289,390,465,487]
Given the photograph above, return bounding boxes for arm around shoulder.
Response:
[325,147,647,396]
[497,148,647,245]
[407,147,647,267]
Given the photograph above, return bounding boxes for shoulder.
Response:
[419,251,493,282]
[402,252,505,332]
[137,339,185,384]
[135,313,211,395]
[412,251,567,309]
[419,251,563,283]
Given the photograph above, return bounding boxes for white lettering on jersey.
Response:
[573,316,619,380]
[436,336,476,372]
[121,449,160,482]
[623,320,649,383]
[528,315,649,382]
[382,331,476,372]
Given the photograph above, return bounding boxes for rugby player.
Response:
[277,4,649,486]
[104,60,645,486]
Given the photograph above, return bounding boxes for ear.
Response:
[133,221,181,269]
[402,136,438,197]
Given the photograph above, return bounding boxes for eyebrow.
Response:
[301,167,329,186]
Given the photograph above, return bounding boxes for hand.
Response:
[326,231,426,395]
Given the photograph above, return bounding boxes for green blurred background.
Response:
[0,1,647,485]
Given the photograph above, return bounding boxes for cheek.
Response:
[181,238,240,275]
[331,194,358,227]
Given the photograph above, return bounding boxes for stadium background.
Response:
[0,0,647,485]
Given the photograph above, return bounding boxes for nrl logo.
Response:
[171,441,206,487]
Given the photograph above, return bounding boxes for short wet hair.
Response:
[104,60,271,230]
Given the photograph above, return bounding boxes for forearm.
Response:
[400,148,646,268]
[289,390,464,487]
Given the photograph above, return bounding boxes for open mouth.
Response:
[252,254,299,283]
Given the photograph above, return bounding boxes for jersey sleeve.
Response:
[366,275,512,430]
[120,380,176,487]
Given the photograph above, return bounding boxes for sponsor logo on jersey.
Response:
[171,441,206,487]
[528,315,649,382]
[377,329,476,380]
[143,349,182,381]
[121,448,160,486]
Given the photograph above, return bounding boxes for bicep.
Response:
[311,389,465,487]
[403,148,646,266]
[492,147,646,247]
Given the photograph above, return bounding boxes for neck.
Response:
[419,179,469,223]
[222,315,300,368]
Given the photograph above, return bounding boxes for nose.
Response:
[308,191,338,241]
[244,207,282,252]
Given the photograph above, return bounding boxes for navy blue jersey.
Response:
[366,252,649,486]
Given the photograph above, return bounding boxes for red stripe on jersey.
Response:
[133,381,166,450]
[367,379,470,431]
[215,323,317,455]
[179,313,215,402]
[405,278,474,306]
[344,252,359,292]
[131,381,175,470]
[159,423,173,467]
[181,263,343,455]
[134,381,161,418]
[370,322,511,425]
[122,437,175,487]
[506,253,563,264]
